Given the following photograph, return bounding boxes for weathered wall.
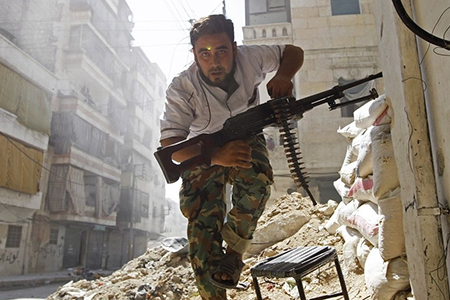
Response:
[0,0,61,72]
[372,0,450,298]
[0,223,29,275]
[412,0,450,295]
[32,221,65,273]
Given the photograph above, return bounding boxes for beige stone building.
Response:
[0,0,166,276]
[243,0,383,203]
[244,0,450,298]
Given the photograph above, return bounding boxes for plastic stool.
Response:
[251,246,349,300]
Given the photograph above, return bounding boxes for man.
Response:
[159,14,304,300]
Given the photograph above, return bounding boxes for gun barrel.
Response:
[290,72,383,114]
[336,72,382,92]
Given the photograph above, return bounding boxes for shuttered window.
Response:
[6,225,22,248]
[0,134,43,195]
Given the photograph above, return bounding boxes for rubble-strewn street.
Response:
[46,192,372,300]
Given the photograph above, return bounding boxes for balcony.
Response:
[53,147,122,182]
[58,96,125,141]
[50,209,117,227]
[69,0,134,62]
[64,48,114,95]
[64,24,129,104]
[243,22,293,44]
[47,164,120,226]
[50,108,124,180]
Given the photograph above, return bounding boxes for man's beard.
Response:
[198,62,236,88]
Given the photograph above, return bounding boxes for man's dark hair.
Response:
[190,14,235,47]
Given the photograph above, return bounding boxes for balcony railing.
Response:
[243,22,292,41]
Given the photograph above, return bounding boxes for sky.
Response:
[125,1,246,201]
[127,0,245,82]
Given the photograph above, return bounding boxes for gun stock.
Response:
[154,132,224,183]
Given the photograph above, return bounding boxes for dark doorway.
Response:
[62,227,82,268]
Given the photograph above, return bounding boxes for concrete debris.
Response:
[47,192,374,300]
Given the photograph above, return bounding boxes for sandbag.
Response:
[356,237,372,270]
[338,199,361,227]
[333,179,352,204]
[337,120,365,139]
[340,160,357,186]
[348,176,377,204]
[325,201,345,234]
[336,225,362,241]
[373,105,392,126]
[351,129,366,157]
[343,143,358,169]
[347,201,380,246]
[378,189,405,261]
[354,94,388,129]
[356,126,374,178]
[365,248,410,300]
[339,141,358,187]
[337,226,363,273]
[325,199,361,233]
[371,124,400,200]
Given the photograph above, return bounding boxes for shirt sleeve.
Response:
[241,44,286,74]
[159,76,195,141]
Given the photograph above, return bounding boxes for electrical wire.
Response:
[418,6,450,65]
[392,0,450,50]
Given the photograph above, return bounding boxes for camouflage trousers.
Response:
[179,135,274,300]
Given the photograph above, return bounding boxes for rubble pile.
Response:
[47,95,417,300]
[47,192,373,300]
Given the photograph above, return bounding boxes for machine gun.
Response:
[154,72,383,205]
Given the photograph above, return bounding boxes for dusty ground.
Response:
[47,193,371,300]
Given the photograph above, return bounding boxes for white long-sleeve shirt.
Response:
[160,44,285,140]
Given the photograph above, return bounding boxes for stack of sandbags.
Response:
[326,94,411,299]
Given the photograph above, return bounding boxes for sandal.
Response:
[210,253,245,289]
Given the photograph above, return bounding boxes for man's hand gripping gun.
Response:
[154,72,383,205]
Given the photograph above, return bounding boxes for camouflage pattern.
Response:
[179,135,273,300]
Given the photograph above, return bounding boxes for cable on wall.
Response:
[392,0,450,50]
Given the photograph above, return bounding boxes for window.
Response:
[331,0,360,16]
[248,0,290,24]
[338,77,371,117]
[6,225,22,248]
[139,191,150,218]
[49,229,59,245]
[84,181,97,207]
[268,0,286,10]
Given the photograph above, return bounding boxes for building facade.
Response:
[243,0,383,203]
[0,0,166,276]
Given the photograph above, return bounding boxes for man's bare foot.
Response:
[215,248,242,281]
[210,248,244,288]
